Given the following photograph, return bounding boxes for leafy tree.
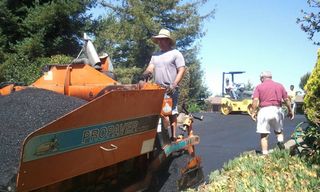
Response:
[297,0,320,45]
[94,0,214,103]
[297,1,320,165]
[300,72,311,90]
[0,0,215,107]
[243,80,254,91]
[0,0,97,83]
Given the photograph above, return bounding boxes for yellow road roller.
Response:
[220,71,253,115]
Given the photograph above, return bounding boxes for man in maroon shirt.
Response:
[250,71,294,155]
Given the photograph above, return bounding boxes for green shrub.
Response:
[1,53,40,84]
[300,125,320,165]
[304,50,320,126]
[114,66,143,84]
[1,54,73,84]
[192,150,320,192]
[186,102,201,113]
[302,49,320,165]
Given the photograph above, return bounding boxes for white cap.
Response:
[260,71,272,78]
[99,52,109,59]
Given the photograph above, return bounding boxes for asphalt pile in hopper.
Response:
[0,88,86,189]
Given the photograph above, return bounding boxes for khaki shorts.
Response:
[256,106,284,134]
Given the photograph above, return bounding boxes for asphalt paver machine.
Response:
[0,34,203,191]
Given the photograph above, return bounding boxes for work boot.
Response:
[277,142,285,150]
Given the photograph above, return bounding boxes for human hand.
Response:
[250,112,257,121]
[138,80,146,89]
[287,111,294,120]
[139,72,153,82]
[166,84,176,95]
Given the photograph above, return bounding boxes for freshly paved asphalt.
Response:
[191,112,306,181]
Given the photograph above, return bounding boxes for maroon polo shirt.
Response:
[253,79,288,107]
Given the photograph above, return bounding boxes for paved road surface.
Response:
[192,112,306,181]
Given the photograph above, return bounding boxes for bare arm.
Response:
[250,98,259,121]
[138,64,155,88]
[251,98,259,112]
[173,66,186,87]
[143,63,155,75]
[284,98,294,120]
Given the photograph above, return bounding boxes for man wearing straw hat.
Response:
[141,28,186,141]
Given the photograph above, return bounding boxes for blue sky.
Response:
[199,0,318,96]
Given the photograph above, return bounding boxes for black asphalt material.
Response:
[0,88,86,189]
[146,153,191,192]
[193,112,306,181]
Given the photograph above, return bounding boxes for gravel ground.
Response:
[0,88,86,189]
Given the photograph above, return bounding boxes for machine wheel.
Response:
[247,104,253,115]
[221,104,232,115]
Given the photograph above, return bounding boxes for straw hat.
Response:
[151,28,175,46]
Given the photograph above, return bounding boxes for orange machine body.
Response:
[30,64,118,101]
[17,88,165,191]
[1,62,202,191]
[0,26,205,190]
[1,63,166,191]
